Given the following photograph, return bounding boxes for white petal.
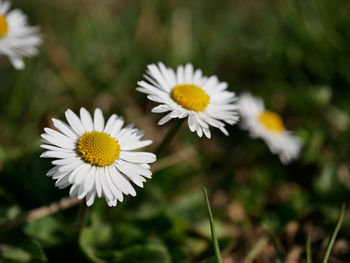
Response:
[52,118,78,140]
[106,166,123,202]
[117,159,152,178]
[104,114,117,134]
[74,164,91,185]
[80,108,94,132]
[158,113,173,125]
[202,127,211,138]
[110,117,124,137]
[100,168,114,201]
[95,168,103,198]
[40,150,76,159]
[41,132,75,150]
[111,165,136,196]
[86,190,96,206]
[94,108,105,131]
[119,151,157,164]
[152,104,172,113]
[46,166,59,177]
[69,184,79,197]
[83,166,96,194]
[77,183,87,199]
[176,65,184,84]
[120,140,153,151]
[65,109,85,136]
[188,113,196,132]
[184,63,194,83]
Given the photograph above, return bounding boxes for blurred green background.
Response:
[0,0,350,262]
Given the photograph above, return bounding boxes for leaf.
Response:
[0,240,47,263]
[118,244,171,263]
[24,216,70,247]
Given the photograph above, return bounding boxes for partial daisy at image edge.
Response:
[238,92,303,164]
[40,108,156,207]
[137,62,240,138]
[0,0,41,70]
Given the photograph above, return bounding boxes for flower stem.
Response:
[321,203,346,263]
[155,118,185,155]
[76,202,89,244]
[203,187,224,263]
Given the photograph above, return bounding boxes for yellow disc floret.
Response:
[171,84,210,111]
[0,15,9,38]
[258,110,285,133]
[77,131,121,167]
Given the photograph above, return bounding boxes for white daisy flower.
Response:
[40,108,156,207]
[238,93,302,164]
[0,0,41,70]
[137,62,239,138]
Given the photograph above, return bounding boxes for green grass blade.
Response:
[306,233,312,263]
[243,234,269,263]
[203,188,224,263]
[321,203,346,263]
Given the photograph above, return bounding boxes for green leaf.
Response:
[321,204,346,263]
[0,240,47,263]
[0,246,31,263]
[118,244,171,263]
[79,226,110,263]
[24,216,70,247]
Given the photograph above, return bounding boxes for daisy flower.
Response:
[0,0,41,70]
[137,62,239,138]
[238,93,302,164]
[40,108,156,207]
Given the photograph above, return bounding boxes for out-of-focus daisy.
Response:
[41,108,156,207]
[238,93,302,164]
[0,0,41,70]
[137,62,239,138]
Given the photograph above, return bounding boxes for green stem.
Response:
[203,187,224,263]
[306,233,312,263]
[321,203,346,263]
[155,118,185,155]
[76,202,89,245]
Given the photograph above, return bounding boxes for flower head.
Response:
[0,0,41,70]
[137,62,239,138]
[41,108,156,207]
[238,93,302,164]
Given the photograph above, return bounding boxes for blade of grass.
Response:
[203,187,224,263]
[306,233,312,263]
[243,234,269,263]
[321,203,346,263]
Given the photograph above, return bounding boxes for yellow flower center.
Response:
[171,84,210,111]
[258,110,285,133]
[77,131,121,167]
[0,15,9,38]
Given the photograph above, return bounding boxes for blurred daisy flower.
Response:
[41,108,156,207]
[137,62,239,138]
[238,93,302,164]
[0,0,41,70]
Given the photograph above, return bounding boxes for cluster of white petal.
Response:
[41,108,156,207]
[137,62,239,138]
[0,0,41,69]
[238,93,302,164]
